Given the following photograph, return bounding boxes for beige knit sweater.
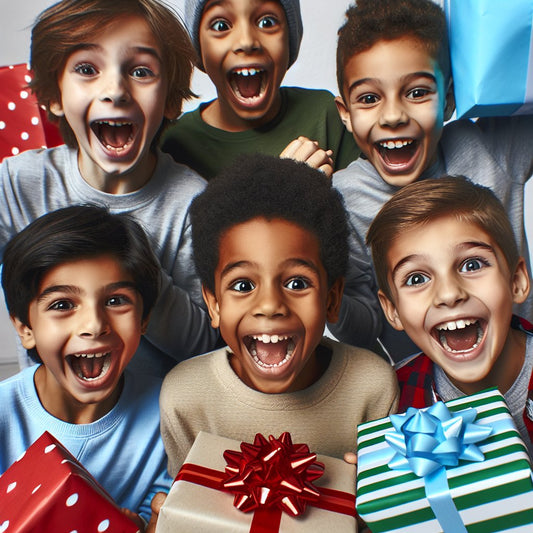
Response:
[160,337,399,477]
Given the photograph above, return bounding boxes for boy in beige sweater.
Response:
[159,154,398,477]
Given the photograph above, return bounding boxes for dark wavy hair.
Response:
[2,205,160,363]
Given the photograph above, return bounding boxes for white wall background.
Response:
[0,0,532,374]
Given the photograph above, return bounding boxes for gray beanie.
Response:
[184,0,303,70]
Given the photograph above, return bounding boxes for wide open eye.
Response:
[257,15,279,30]
[210,18,231,32]
[357,93,379,105]
[231,279,255,293]
[285,277,309,291]
[460,258,487,273]
[48,299,75,311]
[131,66,156,79]
[106,295,132,306]
[406,87,431,100]
[405,272,430,286]
[74,63,98,77]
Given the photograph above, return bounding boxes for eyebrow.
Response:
[347,71,437,96]
[203,0,224,13]
[220,258,321,278]
[69,43,162,62]
[390,240,496,281]
[37,281,138,302]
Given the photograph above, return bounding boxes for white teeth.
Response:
[436,318,476,331]
[234,67,263,77]
[97,120,131,127]
[248,336,295,368]
[105,144,129,152]
[435,320,484,354]
[73,352,108,359]
[252,334,288,344]
[380,139,413,149]
[72,352,111,381]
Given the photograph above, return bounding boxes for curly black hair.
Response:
[337,0,450,101]
[190,154,349,293]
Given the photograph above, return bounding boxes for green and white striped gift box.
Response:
[356,388,533,532]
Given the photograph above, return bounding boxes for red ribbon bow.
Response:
[223,432,325,517]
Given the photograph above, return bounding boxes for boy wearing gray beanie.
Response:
[161,0,360,181]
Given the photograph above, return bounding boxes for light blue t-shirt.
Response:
[0,366,172,520]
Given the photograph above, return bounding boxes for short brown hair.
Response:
[337,0,450,102]
[30,0,195,146]
[366,176,520,301]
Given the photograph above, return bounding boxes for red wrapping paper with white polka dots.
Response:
[0,431,138,533]
[0,64,62,162]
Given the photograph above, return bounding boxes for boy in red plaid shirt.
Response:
[366,176,533,456]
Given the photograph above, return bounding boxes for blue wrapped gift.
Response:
[446,0,533,118]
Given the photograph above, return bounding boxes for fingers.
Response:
[344,451,358,465]
[280,136,334,177]
[144,492,168,533]
[121,508,145,532]
[151,491,167,516]
[317,162,333,179]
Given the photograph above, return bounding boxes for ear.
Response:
[377,289,404,331]
[10,316,37,350]
[511,257,530,305]
[335,96,353,133]
[325,277,345,323]
[444,80,455,121]
[201,284,221,329]
[49,100,65,118]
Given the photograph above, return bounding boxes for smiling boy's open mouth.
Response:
[244,334,295,368]
[433,319,485,354]
[69,352,111,381]
[377,139,418,167]
[91,120,134,151]
[229,68,266,100]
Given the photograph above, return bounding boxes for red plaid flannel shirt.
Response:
[396,315,533,444]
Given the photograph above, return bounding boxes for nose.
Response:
[99,70,130,105]
[233,21,261,54]
[378,96,408,128]
[253,283,287,318]
[433,273,468,308]
[77,304,110,338]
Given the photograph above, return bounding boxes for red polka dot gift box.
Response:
[0,64,62,163]
[0,431,138,533]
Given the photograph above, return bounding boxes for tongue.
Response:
[234,73,262,98]
[99,124,132,148]
[380,143,417,166]
[441,323,478,352]
[255,339,290,365]
[72,356,106,380]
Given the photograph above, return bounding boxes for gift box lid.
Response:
[356,388,533,532]
[0,431,139,533]
[157,431,357,533]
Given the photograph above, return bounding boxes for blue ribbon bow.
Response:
[385,402,493,532]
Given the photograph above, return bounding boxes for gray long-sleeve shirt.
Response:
[0,145,219,375]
